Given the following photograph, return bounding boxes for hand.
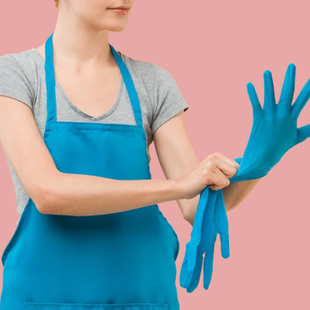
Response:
[233,63,310,181]
[177,153,239,199]
[180,63,310,293]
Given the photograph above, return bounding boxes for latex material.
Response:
[180,63,310,292]
[0,33,180,310]
[23,302,170,310]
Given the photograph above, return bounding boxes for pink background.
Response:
[0,1,309,309]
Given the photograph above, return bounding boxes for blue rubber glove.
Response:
[233,63,310,181]
[180,63,310,292]
[179,187,229,292]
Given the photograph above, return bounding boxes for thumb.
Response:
[296,124,310,145]
[247,82,263,116]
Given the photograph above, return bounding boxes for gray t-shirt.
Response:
[0,48,189,217]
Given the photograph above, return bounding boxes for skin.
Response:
[0,0,262,226]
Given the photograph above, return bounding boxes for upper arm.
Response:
[150,64,189,134]
[0,54,58,210]
[0,95,58,210]
[150,64,197,179]
[153,110,198,180]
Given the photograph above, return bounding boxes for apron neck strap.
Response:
[44,32,143,128]
[109,44,143,128]
[45,33,57,124]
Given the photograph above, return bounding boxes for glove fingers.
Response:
[220,230,230,259]
[296,124,310,145]
[291,77,310,118]
[200,190,218,291]
[180,243,204,289]
[278,63,296,110]
[203,235,216,290]
[263,70,276,114]
[186,251,204,293]
[247,82,263,116]
[213,190,230,259]
[187,188,209,271]
[179,258,191,288]
[179,188,210,291]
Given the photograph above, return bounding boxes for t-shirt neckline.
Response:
[30,48,124,122]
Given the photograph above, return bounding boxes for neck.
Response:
[51,13,111,67]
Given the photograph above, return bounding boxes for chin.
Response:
[102,20,128,32]
[109,25,127,32]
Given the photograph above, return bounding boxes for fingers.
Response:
[200,189,218,290]
[278,63,296,110]
[263,70,276,114]
[179,258,191,289]
[179,252,204,292]
[180,188,210,290]
[214,159,238,179]
[291,78,310,118]
[202,153,238,191]
[203,235,216,290]
[180,188,216,291]
[186,251,204,293]
[295,124,310,145]
[213,190,230,259]
[207,171,228,191]
[207,154,238,190]
[209,167,230,191]
[213,152,240,170]
[230,158,243,181]
[247,82,263,116]
[186,189,209,271]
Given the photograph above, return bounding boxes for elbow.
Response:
[225,200,239,212]
[225,203,233,213]
[223,191,237,213]
[27,178,61,215]
[36,199,57,215]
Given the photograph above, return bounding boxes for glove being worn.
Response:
[180,64,310,292]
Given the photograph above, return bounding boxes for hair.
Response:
[54,0,58,8]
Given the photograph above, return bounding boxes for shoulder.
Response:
[0,49,41,107]
[120,52,156,81]
[119,52,177,91]
[0,49,40,89]
[0,48,38,72]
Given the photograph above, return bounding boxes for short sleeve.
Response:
[0,53,34,110]
[151,64,189,133]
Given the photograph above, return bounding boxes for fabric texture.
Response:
[22,302,170,310]
[180,63,310,292]
[0,49,189,216]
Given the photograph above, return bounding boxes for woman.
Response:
[0,1,287,310]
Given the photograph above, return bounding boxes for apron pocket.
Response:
[23,302,170,310]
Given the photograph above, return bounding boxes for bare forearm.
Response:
[222,178,263,212]
[154,137,200,223]
[34,171,181,216]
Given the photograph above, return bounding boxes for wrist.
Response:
[168,178,186,201]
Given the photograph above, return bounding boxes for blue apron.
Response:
[0,33,180,310]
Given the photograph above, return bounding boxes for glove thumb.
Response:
[296,124,310,145]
